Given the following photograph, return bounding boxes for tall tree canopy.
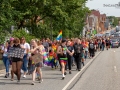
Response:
[0,0,90,41]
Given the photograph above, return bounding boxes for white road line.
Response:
[62,52,101,90]
[114,66,117,72]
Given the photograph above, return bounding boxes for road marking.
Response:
[62,52,101,90]
[114,66,117,72]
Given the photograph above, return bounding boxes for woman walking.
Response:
[11,38,23,83]
[30,39,44,85]
[57,39,71,79]
[1,41,10,78]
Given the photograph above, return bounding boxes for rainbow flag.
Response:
[56,30,62,40]
[52,44,57,52]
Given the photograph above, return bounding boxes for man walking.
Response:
[73,39,84,71]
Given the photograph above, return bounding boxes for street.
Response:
[0,48,120,90]
[71,48,120,90]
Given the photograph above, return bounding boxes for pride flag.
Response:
[56,30,62,40]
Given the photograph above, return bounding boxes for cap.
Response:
[10,37,14,41]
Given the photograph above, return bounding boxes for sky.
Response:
[86,0,120,17]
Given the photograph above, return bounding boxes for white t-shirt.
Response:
[21,43,30,54]
[2,46,8,56]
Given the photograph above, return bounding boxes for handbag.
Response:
[31,53,43,64]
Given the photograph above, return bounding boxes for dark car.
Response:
[110,38,119,48]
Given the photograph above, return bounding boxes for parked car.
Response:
[113,33,120,37]
[105,32,111,37]
[110,38,119,48]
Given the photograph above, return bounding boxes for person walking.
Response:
[73,39,84,71]
[1,41,10,78]
[11,38,23,83]
[20,37,30,78]
[89,40,95,58]
[30,39,44,85]
[66,40,74,74]
[57,39,71,79]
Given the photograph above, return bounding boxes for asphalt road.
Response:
[71,48,120,90]
[0,49,115,90]
[0,52,100,90]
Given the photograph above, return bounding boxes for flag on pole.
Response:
[56,30,62,40]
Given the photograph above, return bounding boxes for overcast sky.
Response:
[86,0,120,17]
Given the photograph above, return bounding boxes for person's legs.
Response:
[22,54,28,78]
[85,51,88,60]
[32,67,37,85]
[16,61,23,81]
[6,57,10,74]
[68,57,72,74]
[77,57,81,71]
[12,62,17,76]
[36,67,43,83]
[74,56,78,69]
[3,56,10,78]
[61,61,66,79]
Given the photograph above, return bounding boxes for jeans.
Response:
[22,54,28,72]
[102,44,105,51]
[2,56,10,73]
[85,51,88,59]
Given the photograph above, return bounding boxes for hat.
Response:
[10,37,14,41]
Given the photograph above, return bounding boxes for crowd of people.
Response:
[0,36,111,85]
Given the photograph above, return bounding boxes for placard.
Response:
[8,47,25,58]
[31,53,43,64]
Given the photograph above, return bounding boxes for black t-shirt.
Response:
[73,43,84,56]
[67,45,74,57]
[89,43,95,49]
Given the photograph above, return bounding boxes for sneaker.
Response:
[78,69,81,71]
[23,75,26,78]
[17,80,20,84]
[39,79,43,83]
[4,74,9,78]
[69,71,72,74]
[62,77,65,80]
[31,82,35,85]
[11,78,14,81]
[36,77,40,81]
[64,72,67,75]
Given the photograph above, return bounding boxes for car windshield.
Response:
[111,39,117,42]
[114,34,119,37]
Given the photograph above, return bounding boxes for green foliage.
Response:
[107,16,119,26]
[12,29,35,43]
[0,0,90,39]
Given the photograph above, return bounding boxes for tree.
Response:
[12,29,35,43]
[0,0,90,39]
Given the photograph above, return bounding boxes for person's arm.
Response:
[57,46,62,54]
[71,49,74,56]
[26,43,30,54]
[0,46,4,54]
[30,46,38,53]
